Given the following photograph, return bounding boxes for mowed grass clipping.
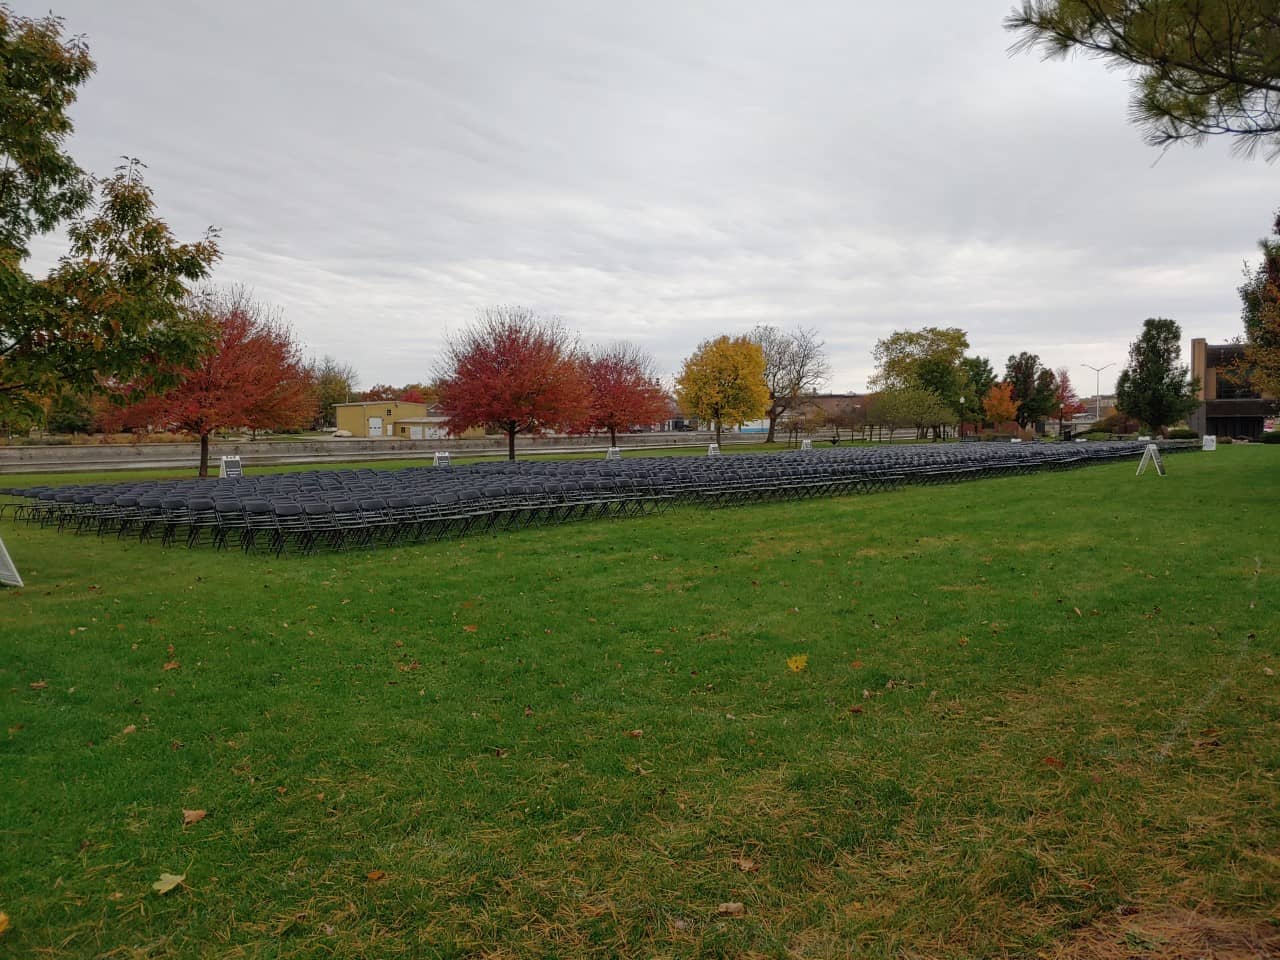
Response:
[1,447,1277,958]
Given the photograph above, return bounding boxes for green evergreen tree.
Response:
[1007,0,1280,158]
[1004,352,1056,428]
[1115,318,1200,434]
[959,355,997,428]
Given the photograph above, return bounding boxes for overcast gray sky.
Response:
[29,0,1277,394]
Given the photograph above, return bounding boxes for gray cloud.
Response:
[29,0,1275,394]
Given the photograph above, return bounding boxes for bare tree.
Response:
[309,355,360,428]
[750,325,831,443]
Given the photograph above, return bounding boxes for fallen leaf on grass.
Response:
[1264,667,1275,676]
[29,681,47,690]
[162,661,180,671]
[462,624,478,633]
[366,870,387,882]
[1042,756,1065,769]
[731,856,759,873]
[786,654,808,673]
[1195,728,1223,748]
[121,725,137,736]
[717,902,745,917]
[182,809,207,826]
[1073,607,1083,618]
[397,660,420,673]
[152,872,185,895]
[107,892,123,901]
[0,912,8,936]
[848,705,863,715]
[625,729,643,738]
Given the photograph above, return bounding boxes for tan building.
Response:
[1188,339,1278,440]
[781,393,867,433]
[390,405,485,440]
[334,401,486,440]
[334,401,428,439]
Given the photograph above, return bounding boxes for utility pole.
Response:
[1081,362,1115,422]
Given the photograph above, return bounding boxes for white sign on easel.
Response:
[433,451,451,466]
[1202,435,1217,451]
[605,447,621,460]
[707,443,721,456]
[801,439,812,450]
[1136,443,1165,477]
[0,534,23,588]
[219,455,244,478]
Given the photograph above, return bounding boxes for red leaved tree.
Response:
[1052,367,1086,435]
[401,383,441,406]
[982,381,1018,430]
[436,306,590,460]
[581,342,669,447]
[114,289,315,475]
[362,384,400,401]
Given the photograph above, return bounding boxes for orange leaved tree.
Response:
[982,381,1018,430]
[113,289,315,475]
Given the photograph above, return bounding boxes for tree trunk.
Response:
[766,413,777,444]
[609,425,617,448]
[199,432,210,478]
[715,420,722,447]
[507,427,516,461]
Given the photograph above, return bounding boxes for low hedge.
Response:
[1166,428,1199,439]
[1262,431,1280,444]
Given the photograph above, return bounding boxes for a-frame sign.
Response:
[1135,443,1165,477]
[0,533,23,588]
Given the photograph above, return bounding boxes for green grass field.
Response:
[1,447,1277,958]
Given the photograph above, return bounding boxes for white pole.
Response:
[1082,362,1115,422]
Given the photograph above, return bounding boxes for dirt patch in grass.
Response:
[1046,908,1280,959]
[745,533,816,560]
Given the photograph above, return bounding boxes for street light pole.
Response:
[1081,362,1115,422]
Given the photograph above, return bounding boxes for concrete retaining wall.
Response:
[0,432,757,474]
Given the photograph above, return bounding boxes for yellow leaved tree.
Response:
[675,336,769,446]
